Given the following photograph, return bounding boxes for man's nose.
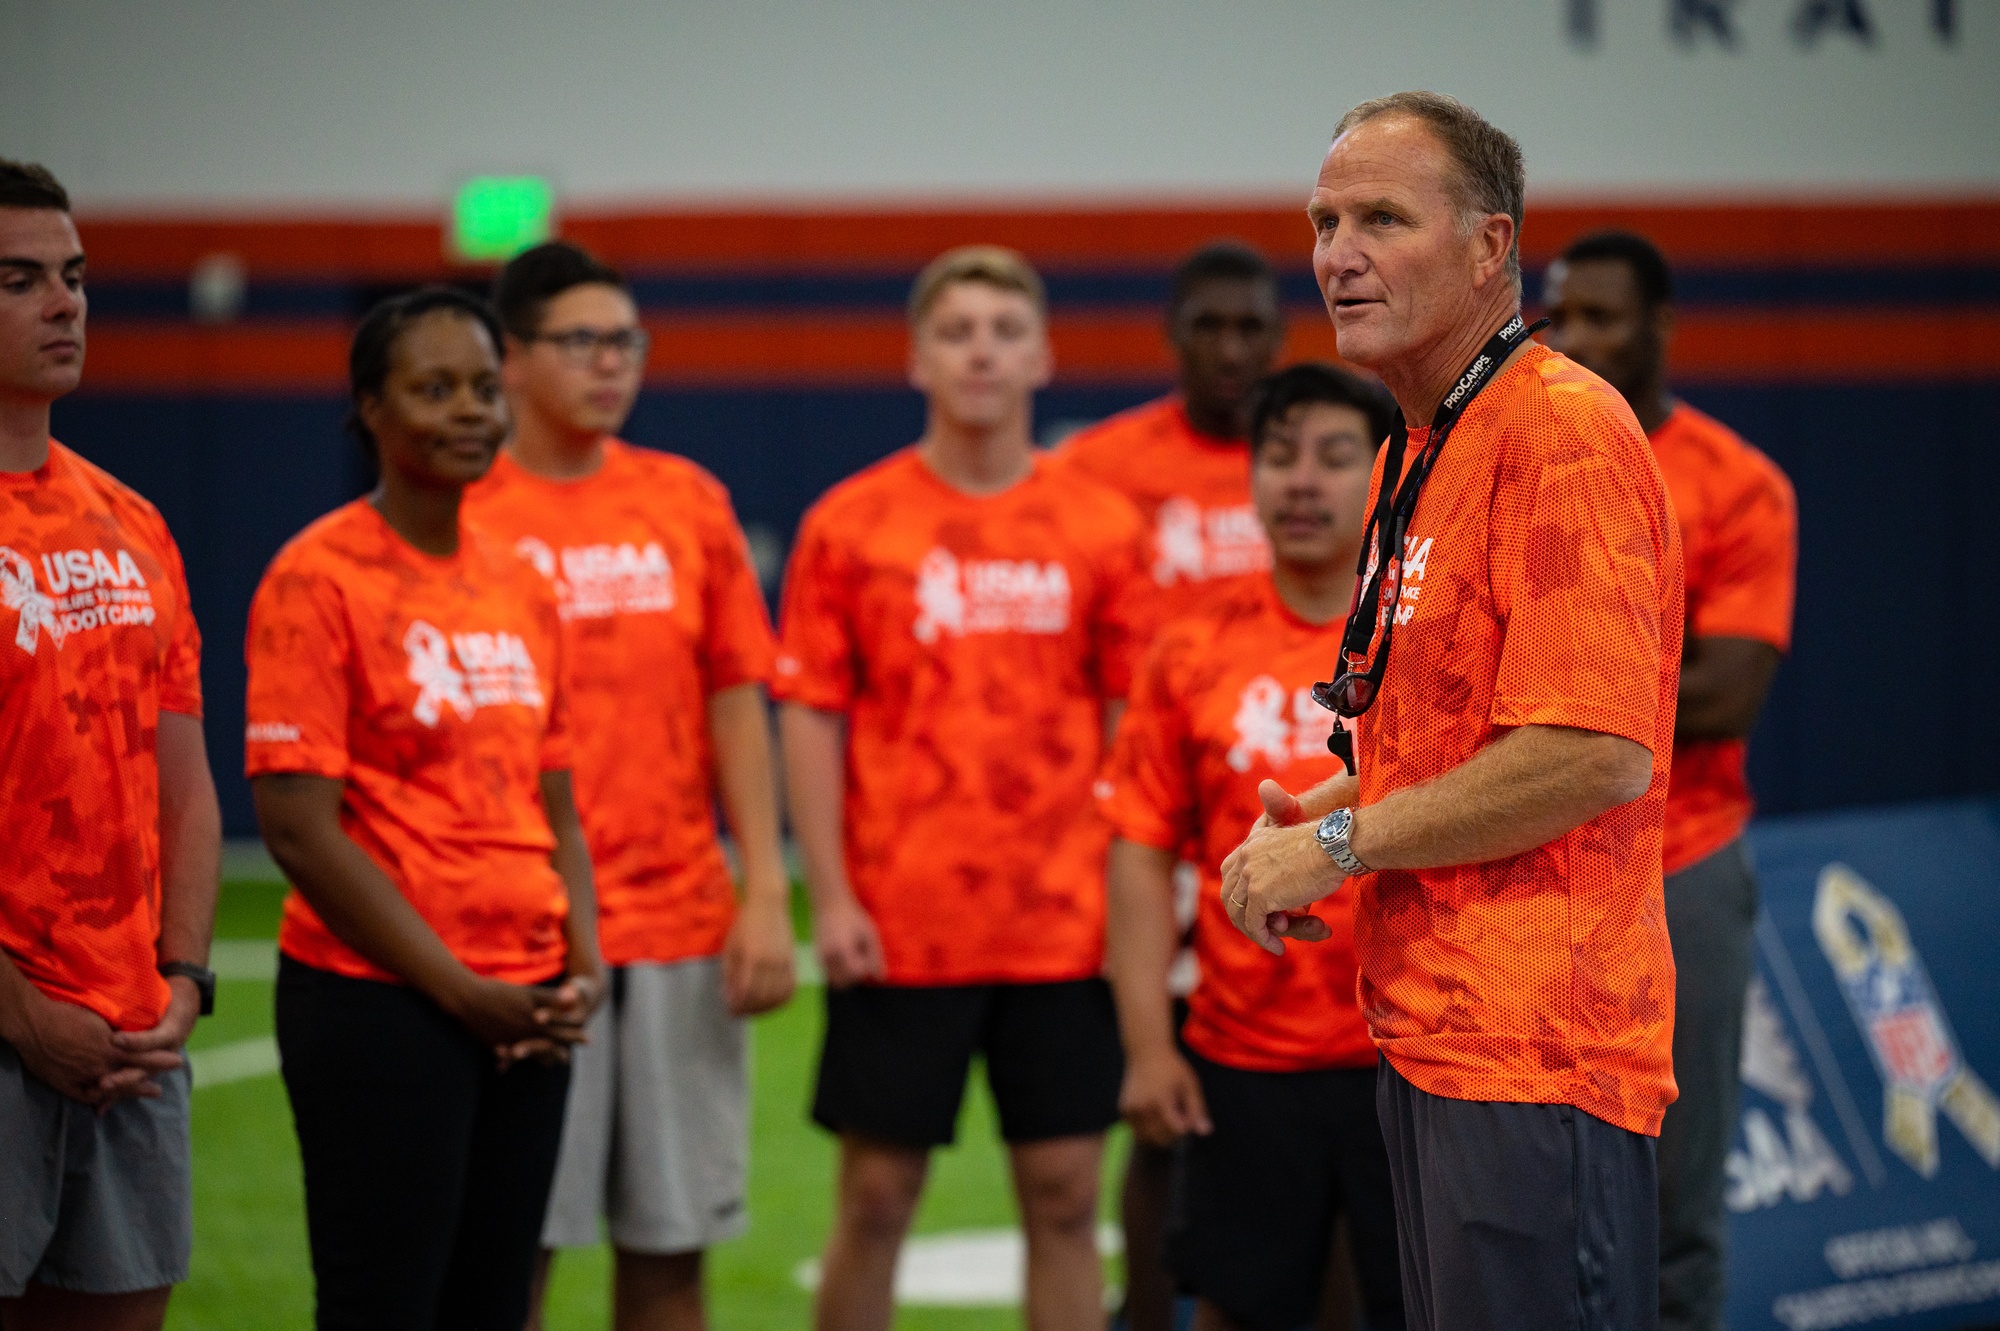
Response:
[1318,229,1368,283]
[1217,328,1256,363]
[43,282,81,323]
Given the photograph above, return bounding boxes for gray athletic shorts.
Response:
[541,956,750,1254]
[0,1038,192,1297]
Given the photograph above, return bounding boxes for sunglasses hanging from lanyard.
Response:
[1314,314,1550,776]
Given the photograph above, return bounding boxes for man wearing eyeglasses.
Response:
[468,241,797,1331]
[1544,231,1796,1331]
[1221,94,1684,1328]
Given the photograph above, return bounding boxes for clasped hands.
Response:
[6,975,204,1112]
[1220,774,1358,956]
[453,970,605,1070]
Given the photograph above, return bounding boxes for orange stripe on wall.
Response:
[1668,309,2000,380]
[635,312,1349,384]
[75,201,2000,279]
[79,221,446,282]
[1520,202,2000,267]
[72,309,2000,392]
[83,323,351,392]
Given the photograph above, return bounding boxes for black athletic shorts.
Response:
[812,978,1124,1148]
[1167,1052,1405,1331]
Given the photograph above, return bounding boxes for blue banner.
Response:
[1732,800,2000,1330]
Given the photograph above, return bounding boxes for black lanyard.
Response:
[1314,313,1549,773]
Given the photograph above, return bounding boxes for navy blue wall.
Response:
[50,378,2000,836]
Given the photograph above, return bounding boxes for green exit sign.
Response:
[451,177,554,262]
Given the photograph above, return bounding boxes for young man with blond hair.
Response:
[777,246,1146,1331]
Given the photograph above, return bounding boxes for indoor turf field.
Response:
[168,880,1132,1330]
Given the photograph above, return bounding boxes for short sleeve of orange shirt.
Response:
[1351,345,1684,1137]
[1489,417,1673,745]
[245,501,572,986]
[1650,404,1797,873]
[773,450,1147,986]
[0,442,204,1031]
[1100,578,1374,1073]
[465,443,776,968]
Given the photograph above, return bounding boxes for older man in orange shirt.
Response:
[1223,94,1684,1329]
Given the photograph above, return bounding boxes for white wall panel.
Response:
[2,0,1994,208]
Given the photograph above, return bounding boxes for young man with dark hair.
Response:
[1049,237,1289,1331]
[1105,364,1404,1331]
[1226,93,1684,1326]
[0,159,223,1331]
[467,240,796,1331]
[1545,229,1797,1331]
[1052,240,1286,632]
[777,246,1146,1331]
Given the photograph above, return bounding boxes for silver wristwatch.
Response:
[1314,807,1370,876]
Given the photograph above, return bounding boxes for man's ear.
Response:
[1473,212,1516,290]
[1031,330,1055,392]
[1652,302,1676,355]
[500,337,528,392]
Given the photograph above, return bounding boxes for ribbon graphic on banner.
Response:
[0,547,64,654]
[1813,863,2000,1178]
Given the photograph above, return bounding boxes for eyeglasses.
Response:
[528,326,651,366]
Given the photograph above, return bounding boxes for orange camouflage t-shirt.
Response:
[1100,576,1373,1073]
[1352,343,1684,1136]
[1050,397,1271,639]
[245,501,573,985]
[1650,403,1796,875]
[773,449,1146,986]
[1,442,202,1031]
[465,443,777,967]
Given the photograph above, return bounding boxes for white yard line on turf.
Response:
[190,1036,280,1090]
[210,938,279,981]
[793,1225,1124,1308]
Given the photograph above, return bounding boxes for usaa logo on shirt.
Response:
[912,547,1072,644]
[1227,676,1341,772]
[514,536,675,620]
[0,545,156,655]
[1152,498,1269,587]
[403,620,545,726]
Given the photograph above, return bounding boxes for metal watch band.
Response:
[1315,808,1371,876]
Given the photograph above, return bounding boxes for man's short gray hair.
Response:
[1332,91,1525,290]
